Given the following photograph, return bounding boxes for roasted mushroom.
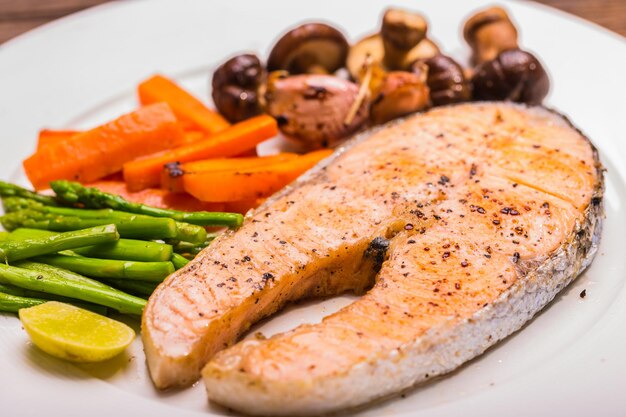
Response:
[370,69,430,125]
[267,23,349,74]
[264,73,369,149]
[212,54,265,122]
[413,55,471,106]
[463,6,518,66]
[471,49,550,104]
[347,8,439,80]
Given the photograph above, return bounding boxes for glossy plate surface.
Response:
[1,1,625,415]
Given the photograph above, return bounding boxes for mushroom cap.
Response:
[471,49,550,105]
[463,6,513,46]
[381,8,427,51]
[267,23,349,74]
[347,34,439,80]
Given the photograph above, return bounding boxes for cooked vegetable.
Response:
[23,103,184,190]
[82,181,227,213]
[380,8,428,69]
[463,6,518,65]
[138,74,230,134]
[34,254,174,282]
[265,74,369,149]
[37,130,80,151]
[0,292,48,313]
[347,8,439,79]
[267,23,349,74]
[162,153,299,193]
[0,225,119,262]
[2,262,146,315]
[0,181,57,206]
[19,302,135,362]
[0,282,108,314]
[471,49,550,104]
[51,180,243,228]
[123,115,278,191]
[370,70,430,124]
[101,279,157,297]
[182,149,333,202]
[212,54,265,123]
[413,55,472,106]
[9,228,173,262]
[172,233,219,256]
[1,209,178,241]
[171,253,190,270]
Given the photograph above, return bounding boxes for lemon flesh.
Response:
[19,301,135,362]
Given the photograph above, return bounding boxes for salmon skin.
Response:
[142,103,603,415]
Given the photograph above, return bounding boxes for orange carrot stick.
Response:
[37,130,81,151]
[23,103,184,190]
[138,74,230,134]
[161,153,299,193]
[85,180,226,212]
[182,149,333,202]
[123,115,278,191]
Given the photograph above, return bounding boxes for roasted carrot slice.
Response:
[161,153,299,193]
[138,75,230,134]
[123,115,278,191]
[37,130,81,151]
[182,149,333,202]
[23,103,184,190]
[85,181,226,212]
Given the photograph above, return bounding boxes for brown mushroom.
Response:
[347,8,439,80]
[267,23,349,74]
[370,69,430,125]
[463,6,518,65]
[471,49,550,104]
[413,55,471,106]
[211,54,265,122]
[264,73,369,149]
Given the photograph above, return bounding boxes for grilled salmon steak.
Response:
[142,102,603,415]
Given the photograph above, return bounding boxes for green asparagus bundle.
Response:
[0,224,119,262]
[0,181,57,206]
[9,228,173,262]
[34,254,174,282]
[2,197,206,243]
[0,262,146,315]
[50,180,243,228]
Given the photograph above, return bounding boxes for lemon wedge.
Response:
[19,301,135,362]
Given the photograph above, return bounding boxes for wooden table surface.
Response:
[1,0,625,45]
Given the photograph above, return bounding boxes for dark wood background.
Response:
[0,0,624,44]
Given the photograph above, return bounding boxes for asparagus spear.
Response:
[0,284,108,315]
[0,224,119,262]
[0,292,47,313]
[3,199,205,243]
[10,228,173,262]
[171,253,190,270]
[0,181,57,206]
[50,180,243,228]
[1,209,177,240]
[172,232,219,256]
[101,279,157,298]
[34,254,174,282]
[3,261,146,315]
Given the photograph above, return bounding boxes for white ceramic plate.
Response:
[1,1,626,416]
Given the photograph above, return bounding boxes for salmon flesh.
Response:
[142,102,603,415]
